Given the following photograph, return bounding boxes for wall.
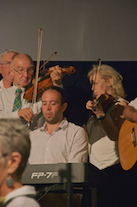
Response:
[0,0,137,125]
[0,0,137,61]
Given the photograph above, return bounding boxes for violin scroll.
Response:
[61,66,75,74]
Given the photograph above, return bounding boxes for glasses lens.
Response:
[2,62,11,66]
[27,68,34,74]
[14,68,34,74]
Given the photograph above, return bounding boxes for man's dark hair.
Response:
[43,85,68,105]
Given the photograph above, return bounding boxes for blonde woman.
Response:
[85,64,134,207]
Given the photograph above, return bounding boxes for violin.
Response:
[23,66,75,102]
[89,93,115,117]
[89,59,115,114]
[97,93,115,113]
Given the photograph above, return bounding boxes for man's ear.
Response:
[10,67,14,76]
[62,102,68,113]
[7,152,21,175]
[0,64,2,74]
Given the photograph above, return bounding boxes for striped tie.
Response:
[12,88,22,112]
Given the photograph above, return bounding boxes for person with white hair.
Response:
[0,49,18,91]
[0,118,41,207]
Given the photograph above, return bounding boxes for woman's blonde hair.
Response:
[87,64,126,99]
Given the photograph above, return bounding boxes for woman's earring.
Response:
[6,176,13,187]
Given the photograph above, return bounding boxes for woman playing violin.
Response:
[86,64,127,143]
[85,64,134,207]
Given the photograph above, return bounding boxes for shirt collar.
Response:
[12,84,25,94]
[40,117,69,132]
[4,186,36,204]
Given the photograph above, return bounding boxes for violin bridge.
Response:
[131,128,136,147]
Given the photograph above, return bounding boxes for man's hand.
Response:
[18,108,34,122]
[49,65,63,86]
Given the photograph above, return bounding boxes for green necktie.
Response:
[12,88,22,112]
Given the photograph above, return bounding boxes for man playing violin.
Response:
[0,53,62,125]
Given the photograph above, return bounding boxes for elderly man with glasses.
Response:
[0,49,18,91]
[0,53,62,128]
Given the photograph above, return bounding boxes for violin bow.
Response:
[32,28,43,104]
[39,51,57,71]
[92,58,101,100]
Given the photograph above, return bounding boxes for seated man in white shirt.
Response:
[0,53,63,126]
[29,85,88,164]
[0,49,18,91]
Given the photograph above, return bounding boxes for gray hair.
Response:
[0,49,18,64]
[87,64,126,99]
[0,119,31,179]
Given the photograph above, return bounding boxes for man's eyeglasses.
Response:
[0,153,8,159]
[1,61,11,67]
[11,66,34,75]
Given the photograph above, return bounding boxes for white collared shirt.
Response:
[0,79,5,92]
[129,97,137,110]
[29,118,88,164]
[0,85,42,119]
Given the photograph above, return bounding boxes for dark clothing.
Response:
[97,163,137,207]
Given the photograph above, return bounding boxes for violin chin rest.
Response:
[32,79,35,85]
